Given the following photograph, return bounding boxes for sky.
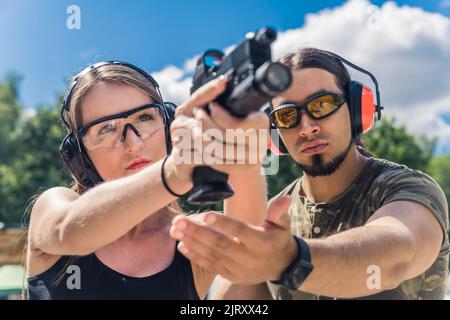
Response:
[1,0,450,153]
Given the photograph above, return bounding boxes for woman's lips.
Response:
[126,159,151,170]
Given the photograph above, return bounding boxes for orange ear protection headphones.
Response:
[267,51,383,155]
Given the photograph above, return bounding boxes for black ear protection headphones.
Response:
[266,51,383,155]
[59,61,176,189]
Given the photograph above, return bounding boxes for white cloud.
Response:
[270,0,450,152]
[272,0,450,105]
[152,0,450,153]
[395,95,450,154]
[151,66,192,105]
[182,55,200,74]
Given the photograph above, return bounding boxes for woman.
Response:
[26,61,268,299]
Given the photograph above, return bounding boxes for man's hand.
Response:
[169,196,298,285]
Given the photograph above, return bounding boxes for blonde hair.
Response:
[61,63,182,213]
[61,63,163,194]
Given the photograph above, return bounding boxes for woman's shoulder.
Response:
[31,187,80,217]
[28,186,80,276]
[36,186,79,204]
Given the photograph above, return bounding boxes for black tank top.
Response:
[27,245,200,300]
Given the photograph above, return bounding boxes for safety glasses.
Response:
[78,103,165,150]
[269,91,346,129]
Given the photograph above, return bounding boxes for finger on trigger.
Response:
[176,76,227,117]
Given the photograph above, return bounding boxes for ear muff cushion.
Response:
[164,102,176,125]
[79,151,103,187]
[60,134,85,184]
[346,81,363,138]
[361,85,376,134]
[163,102,177,154]
[60,133,102,188]
[347,81,377,137]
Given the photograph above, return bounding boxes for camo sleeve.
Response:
[377,168,449,253]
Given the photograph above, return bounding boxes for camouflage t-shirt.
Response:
[267,157,449,300]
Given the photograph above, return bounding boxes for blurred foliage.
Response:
[266,155,301,198]
[364,117,436,173]
[427,155,450,207]
[0,75,70,223]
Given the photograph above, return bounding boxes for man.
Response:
[170,48,449,299]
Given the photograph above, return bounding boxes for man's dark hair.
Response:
[278,47,373,158]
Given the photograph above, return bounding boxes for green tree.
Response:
[364,117,435,172]
[266,155,301,198]
[13,103,70,202]
[0,74,69,223]
[427,155,450,206]
[0,165,21,222]
[0,73,23,163]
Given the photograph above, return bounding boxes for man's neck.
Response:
[301,146,367,203]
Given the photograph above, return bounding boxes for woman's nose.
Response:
[122,124,144,151]
[121,123,141,143]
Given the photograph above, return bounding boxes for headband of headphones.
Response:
[328,52,383,121]
[61,61,167,124]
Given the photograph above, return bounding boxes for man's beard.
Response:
[296,139,353,177]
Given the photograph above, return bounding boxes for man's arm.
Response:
[299,200,443,297]
[171,199,444,299]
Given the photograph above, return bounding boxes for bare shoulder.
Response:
[31,187,79,217]
[27,187,79,277]
[29,187,79,233]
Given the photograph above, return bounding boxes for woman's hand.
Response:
[168,76,269,183]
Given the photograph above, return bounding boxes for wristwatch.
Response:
[270,236,314,290]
